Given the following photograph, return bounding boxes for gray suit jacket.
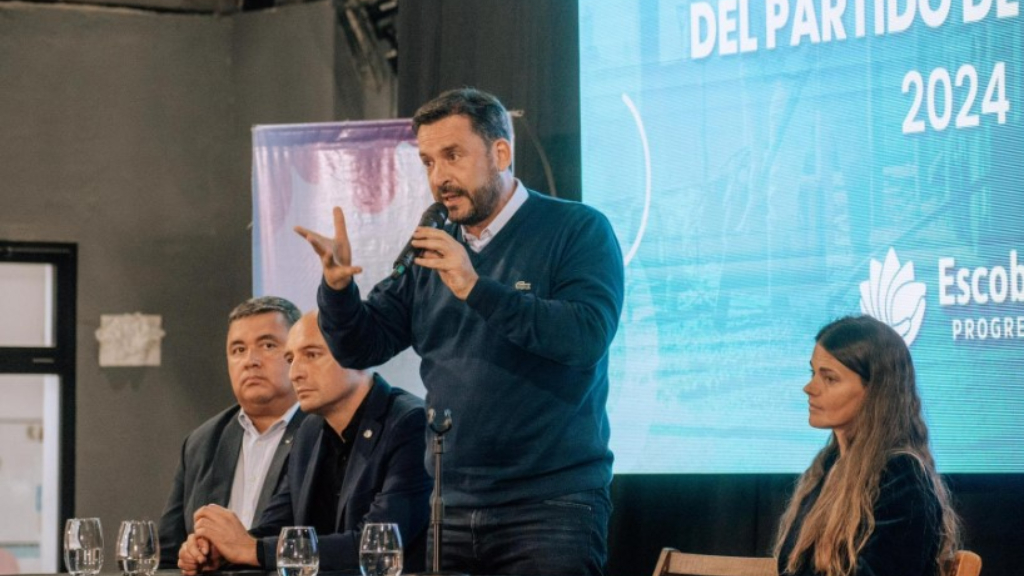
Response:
[157,404,305,568]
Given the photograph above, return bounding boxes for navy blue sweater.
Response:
[318,190,625,506]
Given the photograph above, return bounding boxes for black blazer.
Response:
[251,375,431,572]
[157,404,306,568]
[777,453,942,576]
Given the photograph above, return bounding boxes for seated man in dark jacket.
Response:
[177,311,431,573]
[158,296,306,569]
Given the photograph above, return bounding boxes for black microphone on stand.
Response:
[409,407,465,576]
[391,202,449,279]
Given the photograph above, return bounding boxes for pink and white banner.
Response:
[252,120,432,395]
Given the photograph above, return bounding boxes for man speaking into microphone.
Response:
[295,88,624,576]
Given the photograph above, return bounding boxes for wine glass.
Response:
[276,526,319,576]
[64,518,104,576]
[359,523,403,576]
[115,520,160,576]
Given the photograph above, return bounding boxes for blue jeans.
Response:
[427,488,611,576]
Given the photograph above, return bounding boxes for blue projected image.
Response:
[580,0,1024,473]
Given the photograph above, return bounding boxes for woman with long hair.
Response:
[775,315,961,576]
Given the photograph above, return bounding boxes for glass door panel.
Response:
[0,374,60,573]
[0,263,54,348]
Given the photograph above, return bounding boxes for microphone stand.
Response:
[415,408,465,576]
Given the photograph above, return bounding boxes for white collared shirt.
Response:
[227,402,300,528]
[463,178,529,253]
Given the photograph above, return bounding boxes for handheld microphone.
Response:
[391,202,449,279]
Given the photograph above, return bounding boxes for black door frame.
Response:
[0,240,77,569]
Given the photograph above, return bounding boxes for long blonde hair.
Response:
[774,316,960,576]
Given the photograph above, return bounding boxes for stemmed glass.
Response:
[359,523,403,576]
[64,518,104,576]
[276,526,319,576]
[115,520,160,576]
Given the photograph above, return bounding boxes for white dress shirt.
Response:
[463,178,529,253]
[227,402,300,528]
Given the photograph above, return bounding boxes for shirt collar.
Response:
[237,402,300,436]
[462,178,529,251]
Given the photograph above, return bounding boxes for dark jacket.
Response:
[251,375,431,572]
[778,453,942,576]
[157,405,306,568]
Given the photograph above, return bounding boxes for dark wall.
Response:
[397,3,1024,576]
[398,0,581,201]
[611,473,1024,576]
[0,7,241,556]
[0,0,342,564]
[609,475,795,573]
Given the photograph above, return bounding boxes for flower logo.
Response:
[859,247,926,346]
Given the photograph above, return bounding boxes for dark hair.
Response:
[228,296,301,328]
[411,87,512,145]
[815,315,902,387]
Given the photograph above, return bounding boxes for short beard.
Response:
[445,165,503,227]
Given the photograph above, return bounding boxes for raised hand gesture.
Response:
[294,206,363,290]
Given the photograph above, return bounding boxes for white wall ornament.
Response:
[95,313,166,367]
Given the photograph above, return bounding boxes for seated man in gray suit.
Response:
[158,296,307,568]
[178,311,431,573]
